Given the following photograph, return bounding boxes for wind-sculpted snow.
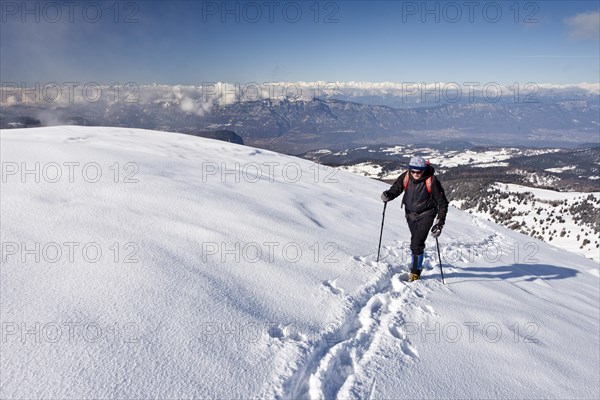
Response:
[1,127,598,399]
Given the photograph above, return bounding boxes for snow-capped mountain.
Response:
[1,127,598,399]
[2,83,599,152]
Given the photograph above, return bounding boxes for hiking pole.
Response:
[376,202,387,262]
[435,237,445,284]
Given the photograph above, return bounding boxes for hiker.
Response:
[380,156,449,281]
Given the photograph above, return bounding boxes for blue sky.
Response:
[1,1,599,85]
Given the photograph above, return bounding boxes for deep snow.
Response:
[1,126,598,399]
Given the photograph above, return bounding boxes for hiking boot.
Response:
[408,272,421,282]
[409,253,425,282]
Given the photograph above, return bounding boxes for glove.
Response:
[381,191,390,203]
[431,223,443,238]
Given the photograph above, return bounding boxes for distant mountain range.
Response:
[2,94,598,153]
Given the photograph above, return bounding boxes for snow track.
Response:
[278,245,444,400]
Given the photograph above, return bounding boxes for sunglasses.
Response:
[410,170,424,175]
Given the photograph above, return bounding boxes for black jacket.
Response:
[384,165,449,225]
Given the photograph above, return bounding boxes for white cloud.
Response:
[564,11,600,40]
[1,81,598,109]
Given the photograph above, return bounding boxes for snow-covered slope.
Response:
[456,183,600,261]
[1,127,599,399]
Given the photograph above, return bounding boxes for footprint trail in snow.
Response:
[281,244,445,400]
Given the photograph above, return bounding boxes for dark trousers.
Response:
[406,209,436,256]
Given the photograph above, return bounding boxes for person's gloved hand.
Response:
[381,191,390,203]
[431,223,443,238]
